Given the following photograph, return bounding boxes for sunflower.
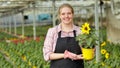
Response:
[4,52,9,57]
[105,53,110,59]
[101,49,107,54]
[81,22,91,34]
[101,41,106,47]
[32,66,37,68]
[21,55,27,61]
[28,61,32,66]
[101,62,105,66]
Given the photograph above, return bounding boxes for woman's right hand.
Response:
[64,50,77,60]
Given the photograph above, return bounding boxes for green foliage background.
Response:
[0,25,120,68]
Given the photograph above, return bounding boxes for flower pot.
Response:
[82,48,94,60]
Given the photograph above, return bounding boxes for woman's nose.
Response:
[65,14,68,17]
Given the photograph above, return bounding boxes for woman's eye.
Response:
[61,13,65,15]
[61,12,72,15]
[68,12,72,15]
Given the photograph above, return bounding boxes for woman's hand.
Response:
[64,50,77,60]
[64,50,84,60]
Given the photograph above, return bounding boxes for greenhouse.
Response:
[0,0,120,68]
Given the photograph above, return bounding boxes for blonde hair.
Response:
[58,3,74,14]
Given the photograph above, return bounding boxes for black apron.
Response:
[50,30,84,68]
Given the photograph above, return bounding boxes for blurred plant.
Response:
[84,41,120,68]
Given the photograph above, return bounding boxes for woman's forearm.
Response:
[49,53,64,60]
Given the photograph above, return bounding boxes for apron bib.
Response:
[50,30,84,68]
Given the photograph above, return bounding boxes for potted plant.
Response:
[76,22,98,60]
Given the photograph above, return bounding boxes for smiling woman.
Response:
[43,3,84,68]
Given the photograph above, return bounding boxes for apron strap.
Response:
[58,31,61,38]
[73,30,76,37]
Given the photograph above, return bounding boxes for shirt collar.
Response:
[57,23,77,32]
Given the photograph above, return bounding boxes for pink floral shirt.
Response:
[43,23,81,61]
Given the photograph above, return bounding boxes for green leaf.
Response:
[87,37,93,47]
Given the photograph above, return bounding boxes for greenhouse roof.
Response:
[0,0,119,16]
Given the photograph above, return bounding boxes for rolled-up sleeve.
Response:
[43,28,54,61]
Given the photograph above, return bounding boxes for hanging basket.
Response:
[82,47,94,60]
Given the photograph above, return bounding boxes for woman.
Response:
[43,3,84,68]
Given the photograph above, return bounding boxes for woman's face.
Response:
[59,7,73,25]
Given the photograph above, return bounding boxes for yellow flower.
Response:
[107,39,111,43]
[19,35,26,39]
[101,62,105,66]
[101,49,107,54]
[108,66,111,68]
[21,55,27,61]
[105,53,110,59]
[32,66,37,68]
[28,61,32,66]
[5,52,9,57]
[101,41,106,47]
[94,61,96,64]
[81,22,91,34]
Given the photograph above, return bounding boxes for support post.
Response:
[13,13,17,36]
[95,0,100,63]
[9,15,12,34]
[21,11,25,37]
[52,0,56,27]
[32,3,36,40]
